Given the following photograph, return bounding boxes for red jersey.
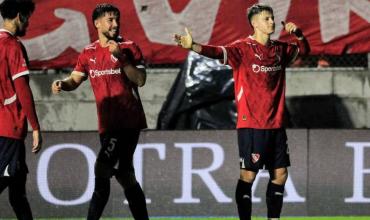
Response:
[221,36,298,129]
[74,39,147,133]
[0,29,31,139]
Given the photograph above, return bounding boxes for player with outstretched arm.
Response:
[174,3,310,220]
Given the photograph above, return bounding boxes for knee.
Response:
[115,171,137,189]
[271,169,288,185]
[240,169,257,183]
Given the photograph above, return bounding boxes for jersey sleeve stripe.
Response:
[4,94,17,105]
[12,70,29,80]
[136,65,145,69]
[220,46,227,65]
[72,71,86,77]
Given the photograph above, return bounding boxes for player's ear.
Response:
[250,14,258,29]
[94,19,100,29]
[251,18,257,29]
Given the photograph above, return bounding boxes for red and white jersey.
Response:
[74,39,147,133]
[0,29,30,139]
[221,36,299,129]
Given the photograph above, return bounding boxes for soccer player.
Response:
[0,0,42,219]
[174,3,310,220]
[51,3,149,220]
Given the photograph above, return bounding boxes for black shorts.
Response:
[0,137,28,177]
[237,128,290,172]
[97,129,141,174]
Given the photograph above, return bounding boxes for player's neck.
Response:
[98,34,110,47]
[2,21,17,36]
[252,32,271,46]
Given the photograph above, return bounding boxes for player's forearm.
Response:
[294,29,310,56]
[61,76,81,91]
[14,76,40,130]
[296,36,310,56]
[197,44,224,59]
[123,64,146,87]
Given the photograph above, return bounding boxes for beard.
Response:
[102,28,119,40]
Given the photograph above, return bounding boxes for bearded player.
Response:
[51,3,149,220]
[0,0,42,219]
[174,3,310,220]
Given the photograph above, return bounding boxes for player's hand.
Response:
[107,40,122,58]
[173,27,193,49]
[281,21,298,34]
[107,40,131,66]
[32,130,42,154]
[51,80,63,94]
[282,21,303,38]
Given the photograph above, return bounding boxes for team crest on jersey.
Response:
[251,153,260,163]
[111,54,118,63]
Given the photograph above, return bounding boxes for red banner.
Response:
[2,0,369,69]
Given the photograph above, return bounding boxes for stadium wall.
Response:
[30,68,370,130]
[0,130,369,218]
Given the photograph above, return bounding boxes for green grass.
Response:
[6,217,368,220]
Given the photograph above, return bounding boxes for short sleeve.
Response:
[120,42,145,68]
[8,41,29,81]
[222,41,243,68]
[73,51,88,78]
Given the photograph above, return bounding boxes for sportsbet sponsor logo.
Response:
[252,64,282,73]
[89,68,121,78]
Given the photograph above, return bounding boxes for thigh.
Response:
[0,137,27,177]
[265,128,291,170]
[97,133,121,168]
[117,129,141,173]
[238,128,270,172]
[95,133,122,178]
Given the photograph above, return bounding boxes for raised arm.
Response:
[173,28,224,60]
[107,40,146,87]
[282,21,310,56]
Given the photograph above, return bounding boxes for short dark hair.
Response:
[0,0,35,20]
[92,3,120,23]
[247,4,273,26]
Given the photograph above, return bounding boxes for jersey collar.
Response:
[248,35,274,47]
[0,28,14,36]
